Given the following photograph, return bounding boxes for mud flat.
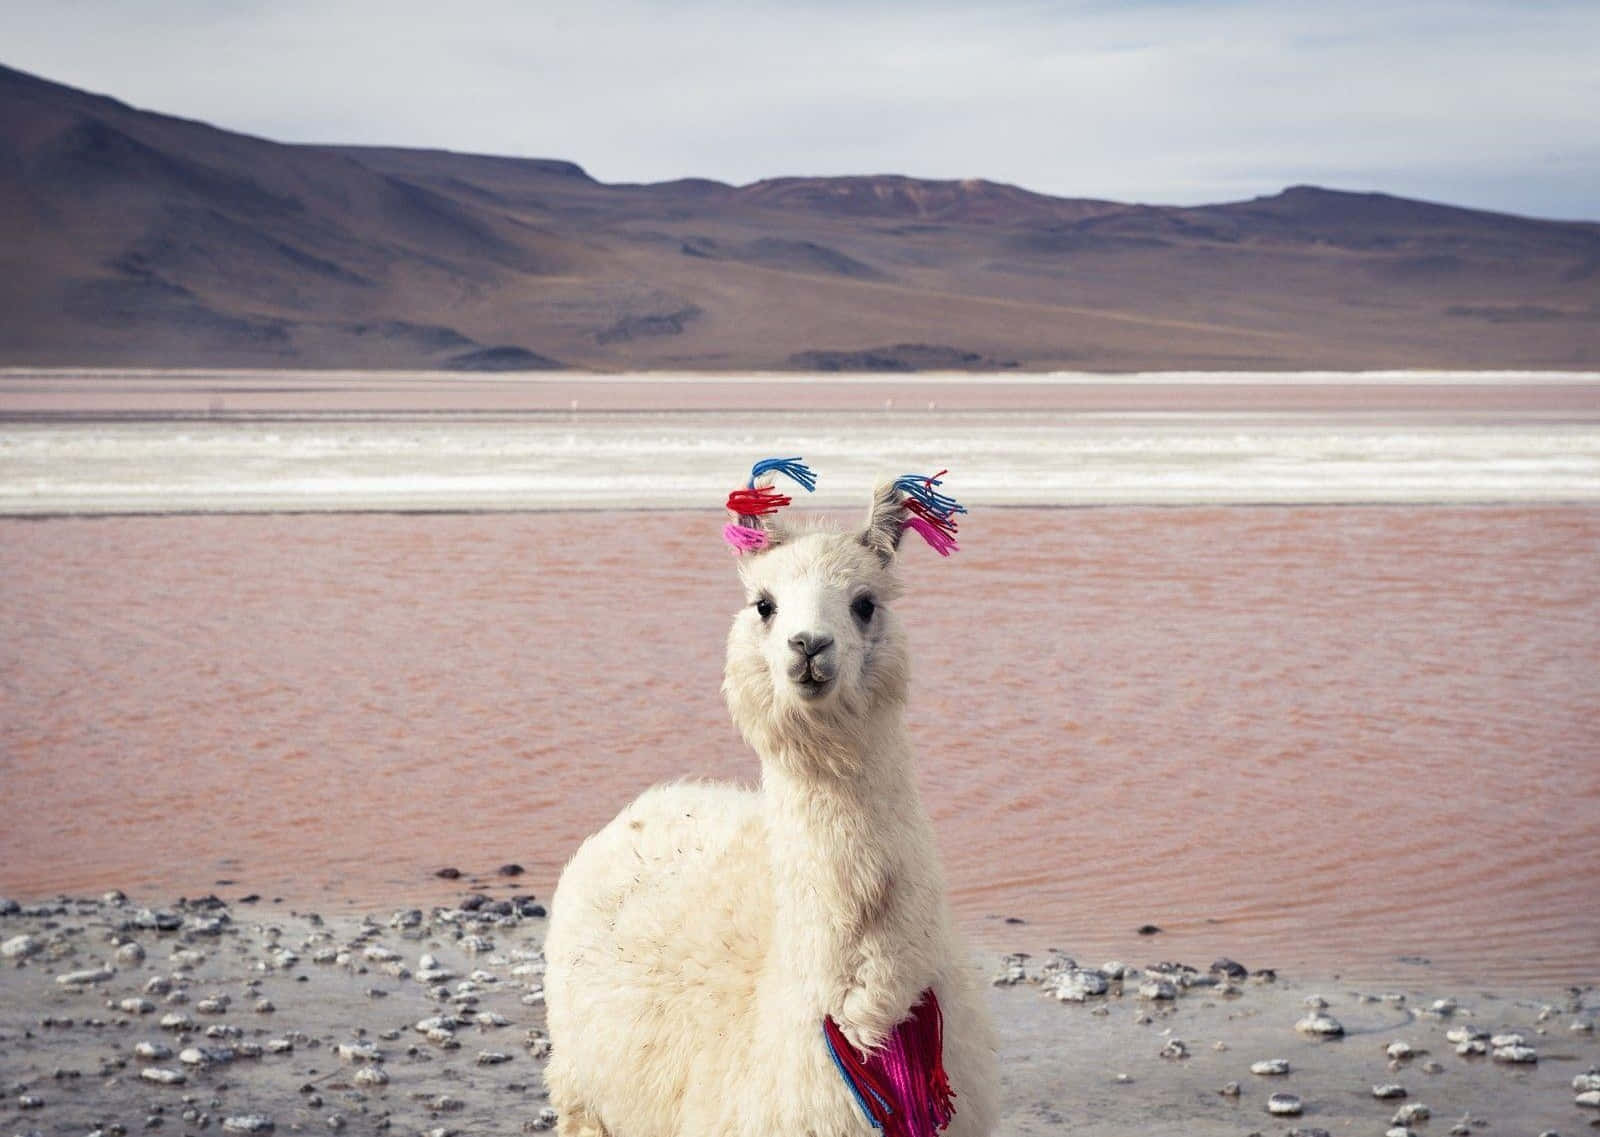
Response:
[2,893,1597,1136]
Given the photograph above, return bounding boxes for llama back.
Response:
[544,781,772,1134]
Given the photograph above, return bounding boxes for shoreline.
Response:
[2,892,1596,1136]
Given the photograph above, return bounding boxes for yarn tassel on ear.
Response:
[823,988,956,1137]
[894,470,965,557]
[722,456,818,554]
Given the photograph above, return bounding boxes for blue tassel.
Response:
[750,456,818,493]
[894,472,966,519]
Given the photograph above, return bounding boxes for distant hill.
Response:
[3,62,1597,371]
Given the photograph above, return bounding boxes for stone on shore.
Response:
[1268,1092,1304,1115]
[55,965,115,986]
[3,933,44,959]
[1296,1010,1344,1036]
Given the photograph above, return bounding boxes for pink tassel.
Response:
[824,989,956,1137]
[722,523,769,553]
[902,516,958,557]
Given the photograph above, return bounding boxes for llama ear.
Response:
[723,457,815,556]
[859,479,905,564]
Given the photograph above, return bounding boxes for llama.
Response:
[542,459,998,1137]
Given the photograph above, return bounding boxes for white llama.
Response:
[543,461,998,1137]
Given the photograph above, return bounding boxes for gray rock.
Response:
[1251,1059,1291,1076]
[0,897,20,915]
[1574,1073,1600,1092]
[1267,1092,1304,1116]
[221,1116,274,1133]
[134,1041,173,1060]
[56,965,115,986]
[1137,978,1177,1000]
[1047,969,1109,1002]
[1385,1040,1415,1060]
[476,1051,512,1065]
[178,1046,233,1067]
[1491,1043,1537,1064]
[1295,1011,1344,1036]
[115,942,147,965]
[335,1041,381,1063]
[352,1066,389,1087]
[1445,1025,1489,1044]
[139,1068,185,1086]
[1210,957,1247,979]
[119,998,155,1015]
[1575,1089,1600,1108]
[2,933,44,959]
[158,1012,194,1032]
[1393,1103,1431,1125]
[1455,1039,1488,1056]
[1159,1039,1189,1060]
[1373,1084,1408,1099]
[529,1107,559,1132]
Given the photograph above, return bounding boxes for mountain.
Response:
[3,62,1598,371]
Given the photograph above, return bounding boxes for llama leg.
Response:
[553,1104,609,1137]
[545,1053,611,1137]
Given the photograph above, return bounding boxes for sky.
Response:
[3,0,1598,220]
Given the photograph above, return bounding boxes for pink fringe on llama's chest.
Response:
[823,988,956,1137]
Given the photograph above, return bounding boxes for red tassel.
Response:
[726,486,791,516]
[824,989,956,1137]
[901,496,959,538]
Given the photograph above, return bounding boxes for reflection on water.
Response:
[2,506,1596,984]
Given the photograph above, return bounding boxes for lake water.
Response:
[2,371,1597,985]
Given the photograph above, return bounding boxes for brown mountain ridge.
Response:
[3,62,1597,372]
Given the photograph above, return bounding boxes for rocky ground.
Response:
[2,893,1596,1137]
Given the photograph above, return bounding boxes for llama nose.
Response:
[788,632,834,659]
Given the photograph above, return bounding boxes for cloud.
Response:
[3,0,1596,218]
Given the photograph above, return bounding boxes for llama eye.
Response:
[851,595,876,623]
[755,596,775,621]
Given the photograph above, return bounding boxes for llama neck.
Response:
[759,713,947,1007]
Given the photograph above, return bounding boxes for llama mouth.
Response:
[793,673,835,701]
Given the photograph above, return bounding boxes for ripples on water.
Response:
[2,506,1596,985]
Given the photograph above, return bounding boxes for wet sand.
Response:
[2,892,1596,1136]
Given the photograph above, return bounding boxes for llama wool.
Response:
[543,464,998,1137]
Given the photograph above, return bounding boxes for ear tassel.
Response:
[893,470,966,519]
[723,456,817,554]
[895,469,966,556]
[750,456,818,492]
[722,524,770,552]
[726,486,792,516]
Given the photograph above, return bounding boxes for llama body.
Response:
[544,486,998,1137]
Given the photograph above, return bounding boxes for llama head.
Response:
[723,472,959,773]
